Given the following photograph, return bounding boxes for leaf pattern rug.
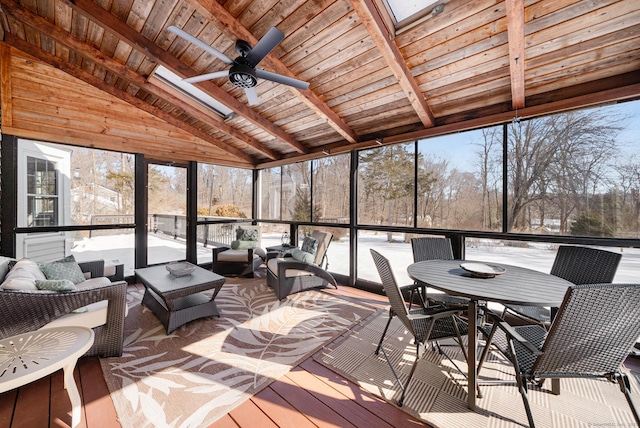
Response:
[100,279,374,428]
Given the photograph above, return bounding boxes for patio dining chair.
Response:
[370,249,469,407]
[410,237,470,308]
[482,283,640,428]
[502,245,622,328]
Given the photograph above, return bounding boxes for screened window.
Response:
[506,101,639,238]
[312,154,350,223]
[197,163,252,219]
[358,143,415,227]
[417,127,503,231]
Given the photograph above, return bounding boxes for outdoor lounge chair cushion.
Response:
[266,258,315,278]
[291,248,315,264]
[231,240,259,250]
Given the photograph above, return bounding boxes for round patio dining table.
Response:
[407,259,573,411]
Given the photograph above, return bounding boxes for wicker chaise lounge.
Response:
[266,230,337,300]
[0,259,128,357]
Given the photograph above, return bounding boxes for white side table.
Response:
[0,327,95,428]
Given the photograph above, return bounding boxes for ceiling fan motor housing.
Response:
[229,61,258,88]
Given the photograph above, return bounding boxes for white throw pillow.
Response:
[0,258,47,290]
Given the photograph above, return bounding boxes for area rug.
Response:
[100,280,374,428]
[314,310,640,428]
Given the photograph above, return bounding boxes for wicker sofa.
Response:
[0,257,128,357]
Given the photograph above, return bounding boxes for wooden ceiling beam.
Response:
[58,0,307,154]
[258,80,640,169]
[350,0,436,128]
[187,0,359,145]
[506,0,525,109]
[2,32,256,166]
[0,0,279,161]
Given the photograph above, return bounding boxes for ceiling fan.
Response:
[167,25,309,105]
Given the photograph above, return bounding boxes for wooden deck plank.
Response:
[49,369,80,428]
[251,387,317,428]
[214,399,277,428]
[78,357,119,427]
[269,370,357,428]
[12,376,50,428]
[298,359,430,428]
[282,365,394,428]
[207,413,241,428]
[0,389,17,426]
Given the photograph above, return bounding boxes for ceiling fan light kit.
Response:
[167,25,309,105]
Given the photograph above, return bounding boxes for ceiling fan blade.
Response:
[183,70,230,84]
[167,25,234,65]
[255,69,309,90]
[244,27,285,67]
[244,87,259,105]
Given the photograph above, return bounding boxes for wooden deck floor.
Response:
[0,282,430,428]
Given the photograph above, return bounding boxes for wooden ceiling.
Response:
[0,0,638,168]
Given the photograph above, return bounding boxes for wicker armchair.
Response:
[370,249,469,407]
[0,259,128,357]
[503,245,622,327]
[212,225,266,278]
[482,283,640,428]
[266,230,337,300]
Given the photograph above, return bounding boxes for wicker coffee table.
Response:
[135,264,226,333]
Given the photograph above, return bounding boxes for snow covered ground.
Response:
[72,231,639,286]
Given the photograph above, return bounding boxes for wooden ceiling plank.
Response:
[350,0,435,128]
[3,33,255,164]
[187,0,358,144]
[0,0,278,160]
[58,0,307,154]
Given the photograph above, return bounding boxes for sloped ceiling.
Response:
[0,0,639,168]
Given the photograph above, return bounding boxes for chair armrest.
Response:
[406,307,462,321]
[276,259,338,288]
[0,280,127,340]
[78,259,105,278]
[212,246,231,261]
[485,310,543,357]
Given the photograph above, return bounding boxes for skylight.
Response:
[383,0,441,28]
[152,65,234,119]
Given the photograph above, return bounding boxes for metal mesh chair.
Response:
[484,283,640,428]
[410,237,470,308]
[503,245,622,327]
[370,249,469,407]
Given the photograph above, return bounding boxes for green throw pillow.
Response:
[231,240,258,250]
[39,255,86,284]
[236,227,258,241]
[292,248,315,264]
[301,236,318,255]
[35,279,77,291]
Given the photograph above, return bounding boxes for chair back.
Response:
[370,249,413,334]
[551,245,621,284]
[411,237,454,262]
[533,283,640,377]
[310,230,332,266]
